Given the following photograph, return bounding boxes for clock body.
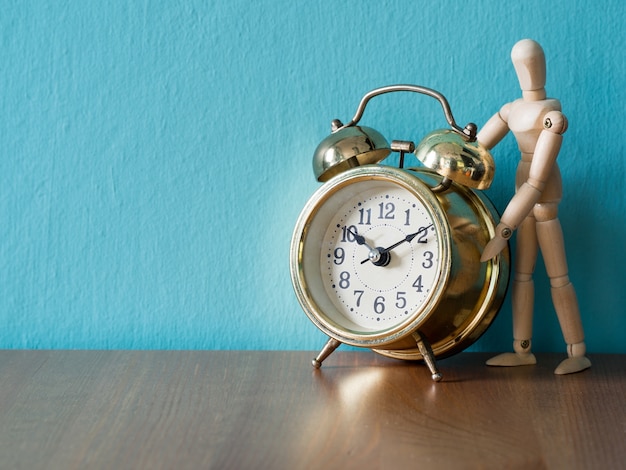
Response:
[290,164,509,361]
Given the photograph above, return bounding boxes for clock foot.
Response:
[312,337,342,368]
[412,331,443,382]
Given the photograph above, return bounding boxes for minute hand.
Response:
[360,224,433,264]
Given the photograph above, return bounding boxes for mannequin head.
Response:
[511,39,546,100]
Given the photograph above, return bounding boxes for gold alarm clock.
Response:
[290,85,510,381]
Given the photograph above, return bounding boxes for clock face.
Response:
[320,183,441,330]
[292,166,451,345]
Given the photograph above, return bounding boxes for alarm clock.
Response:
[290,85,510,381]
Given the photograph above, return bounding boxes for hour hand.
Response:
[346,226,375,251]
[347,227,385,265]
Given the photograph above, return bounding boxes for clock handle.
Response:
[312,337,342,368]
[337,84,476,141]
[412,331,443,382]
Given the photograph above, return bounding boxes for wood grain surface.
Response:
[0,351,624,469]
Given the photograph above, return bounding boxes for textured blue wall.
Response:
[1,1,624,353]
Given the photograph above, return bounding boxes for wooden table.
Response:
[0,351,624,469]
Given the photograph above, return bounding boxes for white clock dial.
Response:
[320,183,441,330]
[291,165,457,348]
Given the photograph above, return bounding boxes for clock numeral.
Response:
[404,209,411,226]
[358,208,372,225]
[341,225,357,243]
[333,247,345,265]
[338,271,350,289]
[378,202,395,220]
[354,290,364,307]
[395,291,407,309]
[374,296,385,314]
[416,226,429,243]
[422,251,434,269]
[413,275,423,293]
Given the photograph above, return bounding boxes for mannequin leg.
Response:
[536,209,591,374]
[486,215,538,367]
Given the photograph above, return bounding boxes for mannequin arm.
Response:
[476,104,511,150]
[480,182,542,261]
[481,111,566,261]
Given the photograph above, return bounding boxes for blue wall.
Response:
[1,1,624,353]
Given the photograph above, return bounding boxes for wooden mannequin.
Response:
[477,39,591,375]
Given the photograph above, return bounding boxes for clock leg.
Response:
[412,331,443,382]
[312,337,342,368]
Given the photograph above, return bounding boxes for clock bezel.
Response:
[290,165,452,348]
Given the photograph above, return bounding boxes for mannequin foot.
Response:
[486,352,537,367]
[554,356,591,375]
[555,342,591,374]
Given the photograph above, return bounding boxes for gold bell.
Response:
[415,128,495,190]
[312,121,390,182]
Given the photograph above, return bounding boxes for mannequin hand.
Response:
[480,223,512,261]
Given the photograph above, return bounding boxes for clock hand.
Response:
[360,224,433,265]
[346,226,384,264]
[346,226,375,251]
[381,224,433,253]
